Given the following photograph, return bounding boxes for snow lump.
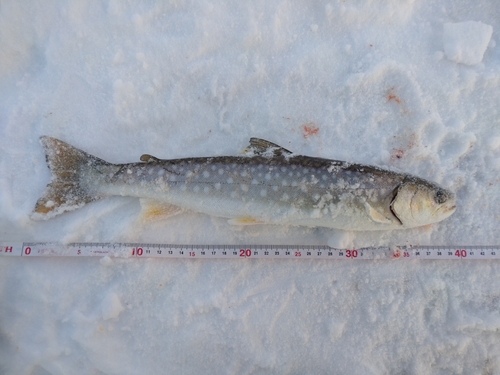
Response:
[443,21,493,65]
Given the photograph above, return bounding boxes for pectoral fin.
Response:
[140,199,184,222]
[227,217,265,225]
[365,202,393,224]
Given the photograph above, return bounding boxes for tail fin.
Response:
[32,137,113,220]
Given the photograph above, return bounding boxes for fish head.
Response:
[390,178,457,228]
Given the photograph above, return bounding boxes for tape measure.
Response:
[0,242,498,260]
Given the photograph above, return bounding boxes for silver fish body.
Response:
[33,137,456,230]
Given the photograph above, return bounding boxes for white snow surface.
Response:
[443,21,493,65]
[1,1,500,374]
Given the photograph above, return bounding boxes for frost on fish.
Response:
[32,137,118,220]
[32,136,457,230]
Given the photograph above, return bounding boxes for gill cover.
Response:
[390,178,457,228]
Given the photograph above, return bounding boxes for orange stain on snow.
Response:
[387,87,402,105]
[302,122,319,138]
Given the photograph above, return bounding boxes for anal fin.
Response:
[227,217,264,225]
[140,199,184,222]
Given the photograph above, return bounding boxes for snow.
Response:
[0,1,499,374]
[101,292,124,321]
[443,21,493,65]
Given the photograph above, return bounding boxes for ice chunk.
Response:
[100,256,113,266]
[101,293,124,320]
[327,231,354,249]
[443,21,493,65]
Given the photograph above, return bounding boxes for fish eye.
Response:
[434,189,447,204]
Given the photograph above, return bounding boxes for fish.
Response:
[32,136,457,230]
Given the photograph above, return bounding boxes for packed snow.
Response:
[0,1,499,374]
[443,21,493,65]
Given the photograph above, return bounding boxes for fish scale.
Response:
[102,157,395,226]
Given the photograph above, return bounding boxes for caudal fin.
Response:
[32,137,113,220]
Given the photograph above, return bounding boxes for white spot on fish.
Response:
[240,184,249,192]
[181,184,187,192]
[215,183,221,190]
[327,164,340,173]
[322,174,328,180]
[311,208,322,218]
[251,179,259,185]
[265,173,271,181]
[272,185,279,192]
[230,191,237,198]
[260,189,267,197]
[241,171,248,177]
[158,169,165,176]
[204,186,210,193]
[211,165,217,171]
[127,169,132,174]
[186,171,194,178]
[289,172,293,177]
[281,193,289,201]
[218,169,224,175]
[193,185,200,193]
[227,177,233,184]
[203,171,210,178]
[282,180,288,186]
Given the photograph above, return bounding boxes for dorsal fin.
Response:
[140,154,161,163]
[242,138,293,157]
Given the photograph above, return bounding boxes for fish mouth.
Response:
[437,204,456,219]
[446,205,457,214]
